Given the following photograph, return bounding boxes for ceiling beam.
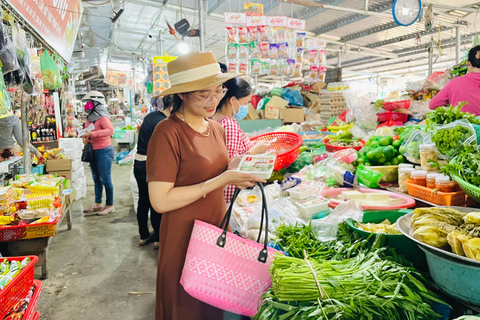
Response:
[208,0,226,15]
[365,25,450,48]
[298,0,350,20]
[340,21,398,42]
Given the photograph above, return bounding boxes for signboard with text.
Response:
[6,0,83,63]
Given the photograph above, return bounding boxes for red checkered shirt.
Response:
[217,116,254,204]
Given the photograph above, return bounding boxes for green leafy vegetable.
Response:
[441,145,480,187]
[432,124,473,158]
[426,103,480,128]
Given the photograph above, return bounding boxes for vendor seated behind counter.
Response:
[429,45,480,115]
[0,113,41,162]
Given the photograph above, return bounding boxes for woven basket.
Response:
[367,165,399,183]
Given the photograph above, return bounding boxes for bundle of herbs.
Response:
[426,103,480,129]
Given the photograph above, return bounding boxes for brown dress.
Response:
[146,114,228,320]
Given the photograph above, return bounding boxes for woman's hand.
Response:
[83,131,92,138]
[221,170,266,189]
[249,141,271,155]
[35,151,42,159]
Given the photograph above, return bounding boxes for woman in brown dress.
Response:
[146,51,265,320]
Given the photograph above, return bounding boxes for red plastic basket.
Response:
[33,312,39,320]
[377,111,409,123]
[250,132,303,171]
[323,139,365,153]
[23,280,43,320]
[383,100,411,111]
[0,256,38,319]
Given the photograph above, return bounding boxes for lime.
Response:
[366,150,376,161]
[384,161,392,166]
[370,141,379,149]
[374,149,384,160]
[386,136,393,145]
[378,156,387,164]
[383,146,395,159]
[369,136,378,142]
[365,162,371,166]
[397,155,405,163]
[357,158,365,165]
[392,140,402,149]
[391,157,400,165]
[379,137,390,146]
[399,146,406,155]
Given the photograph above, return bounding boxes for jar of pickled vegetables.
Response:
[398,164,414,170]
[426,172,440,189]
[420,144,438,171]
[399,168,415,193]
[435,174,458,193]
[411,170,427,187]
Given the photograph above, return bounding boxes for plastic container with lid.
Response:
[399,168,415,193]
[426,172,440,189]
[435,174,458,193]
[411,170,427,187]
[420,144,438,171]
[398,164,414,169]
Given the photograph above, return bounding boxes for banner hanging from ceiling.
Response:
[6,0,83,63]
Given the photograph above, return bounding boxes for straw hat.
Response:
[156,51,237,97]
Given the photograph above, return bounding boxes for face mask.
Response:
[233,98,249,121]
[84,101,94,111]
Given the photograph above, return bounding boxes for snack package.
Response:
[225,26,237,43]
[288,59,296,76]
[239,60,248,75]
[250,41,261,58]
[280,59,289,76]
[296,47,304,63]
[309,66,318,82]
[260,42,271,58]
[258,25,270,42]
[247,26,258,42]
[251,59,261,75]
[260,59,271,75]
[294,63,303,77]
[309,49,318,64]
[296,32,306,48]
[270,61,279,76]
[237,27,248,43]
[228,61,238,74]
[318,49,327,65]
[318,66,327,82]
[270,44,279,59]
[278,42,289,59]
[238,44,249,59]
[226,43,238,59]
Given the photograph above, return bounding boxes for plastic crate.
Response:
[250,132,303,171]
[323,139,365,152]
[22,280,43,320]
[383,100,411,111]
[377,112,409,123]
[0,256,39,319]
[19,165,45,175]
[404,181,472,206]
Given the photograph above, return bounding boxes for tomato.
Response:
[392,135,400,141]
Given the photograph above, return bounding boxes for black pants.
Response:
[134,160,161,241]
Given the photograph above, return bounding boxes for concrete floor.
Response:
[37,163,158,319]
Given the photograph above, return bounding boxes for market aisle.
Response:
[37,163,158,320]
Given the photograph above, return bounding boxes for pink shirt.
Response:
[86,117,114,150]
[429,72,480,115]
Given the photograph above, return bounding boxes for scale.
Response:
[0,156,23,181]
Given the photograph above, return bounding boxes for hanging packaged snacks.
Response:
[294,63,302,77]
[238,27,248,43]
[278,43,289,59]
[296,32,306,48]
[287,59,296,76]
[228,62,238,73]
[239,44,249,59]
[309,66,318,82]
[280,59,289,76]
[270,44,279,59]
[296,48,304,63]
[0,67,12,118]
[260,43,271,59]
[40,50,61,90]
[239,60,248,75]
[309,49,318,64]
[247,26,259,42]
[226,27,237,43]
[260,59,270,75]
[318,49,327,65]
[270,61,279,76]
[227,43,238,59]
[258,25,270,42]
[318,66,327,82]
[251,59,261,75]
[250,41,261,58]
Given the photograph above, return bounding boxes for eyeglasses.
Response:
[191,87,228,106]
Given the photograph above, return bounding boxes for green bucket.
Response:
[347,209,427,267]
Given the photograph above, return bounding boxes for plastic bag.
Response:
[401,129,431,164]
[311,200,363,241]
[0,23,20,75]
[283,88,304,106]
[40,50,61,90]
[344,90,377,130]
[0,66,12,118]
[431,119,476,159]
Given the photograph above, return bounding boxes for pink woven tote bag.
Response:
[180,183,278,317]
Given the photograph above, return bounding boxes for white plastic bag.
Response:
[311,200,363,241]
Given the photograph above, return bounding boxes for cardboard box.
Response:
[63,188,76,205]
[64,148,82,160]
[245,105,259,120]
[49,170,72,181]
[264,96,289,120]
[306,114,321,122]
[46,159,72,172]
[75,187,87,201]
[281,107,305,123]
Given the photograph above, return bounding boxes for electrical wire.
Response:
[83,0,112,6]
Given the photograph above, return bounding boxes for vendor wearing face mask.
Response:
[214,77,271,204]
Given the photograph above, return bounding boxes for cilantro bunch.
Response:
[441,145,480,187]
[426,103,480,129]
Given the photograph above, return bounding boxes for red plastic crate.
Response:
[0,256,38,319]
[383,100,411,111]
[377,111,409,123]
[23,280,43,320]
